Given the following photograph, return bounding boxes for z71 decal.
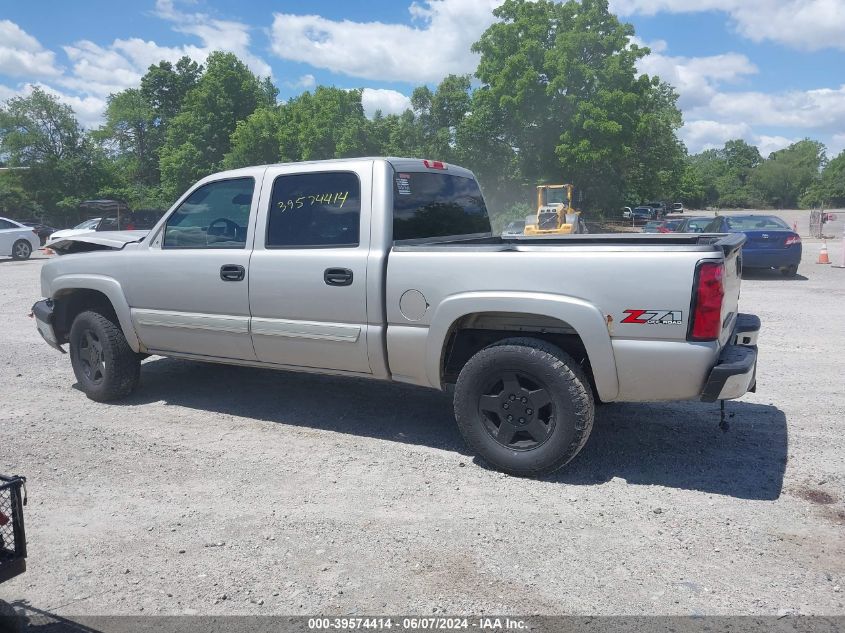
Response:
[621,309,683,325]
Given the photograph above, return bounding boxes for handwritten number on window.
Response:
[277,191,350,212]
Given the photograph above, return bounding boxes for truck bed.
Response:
[393,232,745,254]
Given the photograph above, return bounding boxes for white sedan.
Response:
[0,217,41,260]
[45,217,101,247]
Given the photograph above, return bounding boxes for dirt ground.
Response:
[1,235,844,618]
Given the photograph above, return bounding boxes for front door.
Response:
[121,175,259,360]
[248,162,372,374]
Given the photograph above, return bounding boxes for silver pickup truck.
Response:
[32,158,760,476]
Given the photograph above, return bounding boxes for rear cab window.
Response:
[392,171,491,242]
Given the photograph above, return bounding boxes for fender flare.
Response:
[51,274,142,352]
[426,291,619,401]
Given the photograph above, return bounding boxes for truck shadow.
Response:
[742,269,808,281]
[115,358,786,501]
[553,401,787,500]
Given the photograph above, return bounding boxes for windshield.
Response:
[73,218,100,229]
[725,216,790,231]
[393,172,491,242]
[543,188,567,206]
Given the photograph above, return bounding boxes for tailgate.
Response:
[716,233,744,346]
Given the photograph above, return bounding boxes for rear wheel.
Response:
[69,311,140,401]
[453,337,594,477]
[11,239,32,260]
[780,264,798,277]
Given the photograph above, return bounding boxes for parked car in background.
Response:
[46,217,102,248]
[674,216,713,233]
[631,206,654,225]
[95,209,164,232]
[0,217,40,260]
[646,202,667,218]
[703,214,802,277]
[672,202,684,213]
[622,206,633,220]
[643,219,682,233]
[20,221,57,245]
[642,221,664,233]
[501,220,526,237]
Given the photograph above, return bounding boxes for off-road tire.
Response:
[11,239,32,260]
[69,311,140,402]
[454,337,594,477]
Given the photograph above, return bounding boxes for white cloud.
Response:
[637,45,758,109]
[0,20,61,78]
[361,88,412,117]
[829,134,845,158]
[700,85,845,131]
[680,120,753,152]
[153,0,272,78]
[54,1,273,102]
[0,82,106,128]
[679,121,800,156]
[0,84,20,102]
[612,0,845,51]
[285,74,316,90]
[634,34,845,156]
[269,0,502,83]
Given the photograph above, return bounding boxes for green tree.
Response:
[470,0,665,212]
[277,87,373,161]
[750,139,826,208]
[625,80,686,204]
[411,74,472,161]
[224,107,283,168]
[159,52,264,198]
[140,56,203,131]
[0,87,110,224]
[97,88,157,185]
[716,139,761,207]
[806,150,845,207]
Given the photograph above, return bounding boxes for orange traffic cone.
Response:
[818,241,831,264]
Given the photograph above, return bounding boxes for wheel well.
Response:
[441,312,596,394]
[52,289,118,344]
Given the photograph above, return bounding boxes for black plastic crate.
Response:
[0,475,27,584]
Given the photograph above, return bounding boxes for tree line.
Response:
[1,0,842,231]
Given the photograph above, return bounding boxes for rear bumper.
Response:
[743,245,801,268]
[700,313,760,401]
[31,299,65,353]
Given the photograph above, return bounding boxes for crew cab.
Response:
[32,158,760,476]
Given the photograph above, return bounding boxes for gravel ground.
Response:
[1,238,843,618]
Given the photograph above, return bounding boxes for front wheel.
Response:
[453,338,594,477]
[11,239,32,260]
[69,311,140,402]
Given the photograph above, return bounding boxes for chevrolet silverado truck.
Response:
[31,158,760,476]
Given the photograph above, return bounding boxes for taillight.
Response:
[423,159,447,170]
[689,261,724,341]
[785,235,801,246]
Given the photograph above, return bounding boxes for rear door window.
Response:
[266,171,361,248]
[392,172,491,242]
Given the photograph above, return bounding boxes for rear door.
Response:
[122,175,259,360]
[248,161,373,374]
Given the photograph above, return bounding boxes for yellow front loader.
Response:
[523,183,585,235]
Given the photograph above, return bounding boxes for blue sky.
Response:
[2,0,844,156]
